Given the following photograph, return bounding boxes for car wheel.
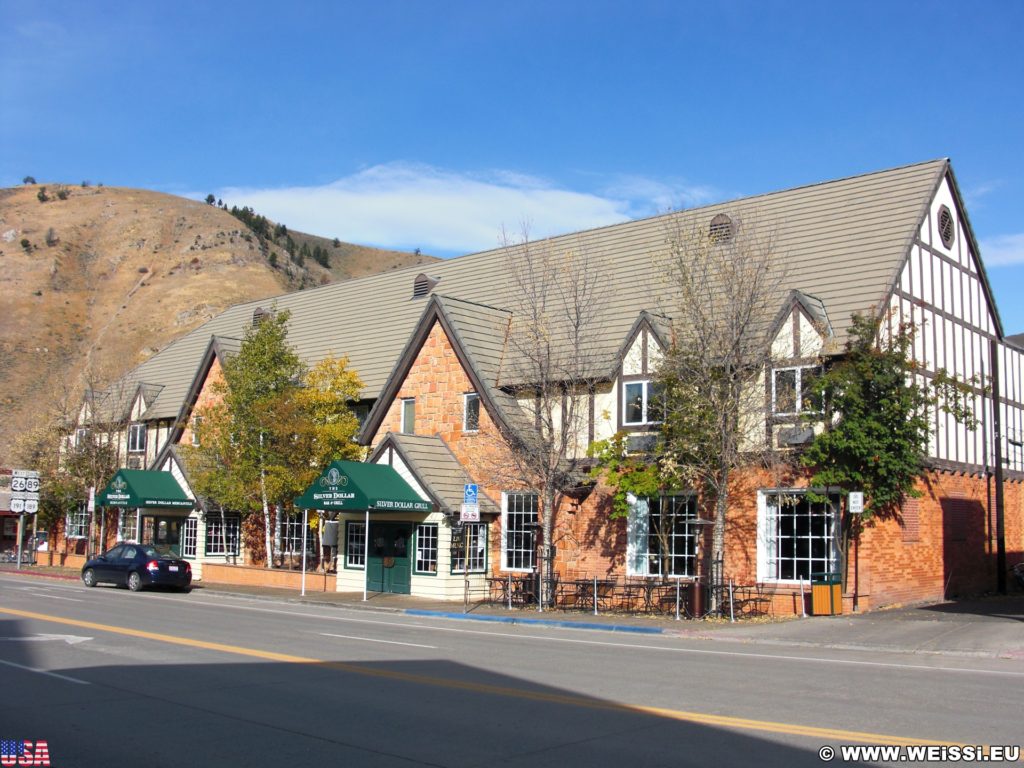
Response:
[82,569,97,588]
[127,571,143,592]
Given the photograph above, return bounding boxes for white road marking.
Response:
[319,632,437,649]
[0,633,92,644]
[0,657,90,685]
[24,591,84,602]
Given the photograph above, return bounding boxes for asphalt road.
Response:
[1,574,1021,767]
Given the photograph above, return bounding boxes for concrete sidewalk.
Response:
[4,564,1023,659]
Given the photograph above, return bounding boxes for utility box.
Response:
[810,572,842,616]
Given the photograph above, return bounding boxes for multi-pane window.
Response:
[623,380,662,425]
[628,495,699,577]
[66,506,89,539]
[128,423,147,453]
[118,509,138,543]
[205,515,240,556]
[415,523,438,574]
[452,523,487,573]
[502,492,537,571]
[74,428,89,448]
[761,491,839,581]
[190,415,203,447]
[281,514,315,556]
[401,398,416,434]
[181,517,198,558]
[464,392,480,432]
[346,521,366,568]
[772,366,820,416]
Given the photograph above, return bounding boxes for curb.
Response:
[404,608,666,634]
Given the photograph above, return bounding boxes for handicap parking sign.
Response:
[463,484,478,505]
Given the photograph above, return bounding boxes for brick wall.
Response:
[370,320,1024,612]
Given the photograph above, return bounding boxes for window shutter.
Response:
[626,494,649,576]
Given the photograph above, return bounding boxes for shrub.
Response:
[37,187,48,203]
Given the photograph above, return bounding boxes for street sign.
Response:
[849,492,865,514]
[24,499,38,514]
[463,484,478,505]
[460,503,480,522]
[11,470,40,512]
[10,498,25,513]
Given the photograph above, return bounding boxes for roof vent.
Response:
[413,273,440,299]
[252,307,271,327]
[708,213,734,243]
[938,205,955,249]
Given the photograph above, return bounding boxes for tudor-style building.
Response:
[67,159,1024,613]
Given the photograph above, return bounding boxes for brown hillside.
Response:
[0,184,436,464]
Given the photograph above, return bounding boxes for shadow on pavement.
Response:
[0,614,873,768]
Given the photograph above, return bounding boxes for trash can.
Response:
[810,572,842,616]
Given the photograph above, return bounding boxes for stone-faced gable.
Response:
[179,356,226,448]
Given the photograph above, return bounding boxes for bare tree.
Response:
[655,211,789,610]
[494,227,606,608]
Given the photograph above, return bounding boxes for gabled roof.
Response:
[163,334,241,448]
[767,290,837,356]
[359,294,535,446]
[616,310,674,366]
[369,432,501,517]
[113,159,954,425]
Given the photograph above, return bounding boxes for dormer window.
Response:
[623,380,662,426]
[128,423,147,453]
[412,273,440,299]
[772,366,820,416]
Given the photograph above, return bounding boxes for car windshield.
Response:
[142,545,176,559]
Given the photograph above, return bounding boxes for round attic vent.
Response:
[708,213,734,243]
[938,205,955,249]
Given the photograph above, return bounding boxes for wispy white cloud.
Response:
[962,180,1002,208]
[981,233,1024,267]
[213,162,720,256]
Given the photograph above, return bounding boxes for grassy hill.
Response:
[0,182,437,464]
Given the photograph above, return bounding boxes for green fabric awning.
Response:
[96,469,195,509]
[294,460,433,512]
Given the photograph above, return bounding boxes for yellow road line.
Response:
[0,606,958,747]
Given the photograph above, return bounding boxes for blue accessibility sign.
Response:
[463,484,478,505]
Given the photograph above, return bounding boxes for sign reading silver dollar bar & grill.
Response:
[294,460,432,512]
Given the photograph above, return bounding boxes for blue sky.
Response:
[3,1,1024,329]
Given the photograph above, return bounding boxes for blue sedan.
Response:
[81,544,192,592]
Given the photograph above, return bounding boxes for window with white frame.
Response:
[346,521,366,568]
[463,392,480,432]
[501,492,537,571]
[452,522,487,573]
[400,398,415,434]
[205,514,240,556]
[74,428,89,448]
[623,380,662,425]
[759,490,840,581]
[415,523,438,574]
[627,495,699,577]
[771,366,820,416]
[191,415,203,447]
[118,509,138,543]
[181,517,198,559]
[66,505,89,539]
[281,513,315,556]
[128,423,147,453]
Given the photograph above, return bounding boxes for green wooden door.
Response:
[367,523,412,594]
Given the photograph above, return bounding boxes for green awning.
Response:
[96,469,195,509]
[294,460,433,513]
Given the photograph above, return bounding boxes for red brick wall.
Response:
[369,321,1024,612]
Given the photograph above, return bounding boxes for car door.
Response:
[92,545,123,583]
[115,546,139,586]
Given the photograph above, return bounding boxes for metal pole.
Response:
[593,576,598,616]
[800,578,807,617]
[991,338,1008,594]
[729,578,735,623]
[16,515,25,571]
[463,525,470,614]
[675,578,681,621]
[363,509,369,602]
[301,507,308,597]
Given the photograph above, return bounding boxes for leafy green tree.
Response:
[182,311,364,567]
[23,176,36,185]
[205,194,216,205]
[801,313,978,583]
